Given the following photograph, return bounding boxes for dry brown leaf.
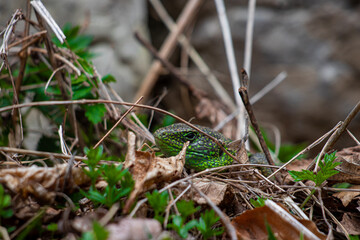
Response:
[123,131,188,213]
[191,178,233,205]
[0,164,90,202]
[329,146,360,184]
[333,185,360,207]
[337,213,360,235]
[231,202,326,240]
[107,218,162,240]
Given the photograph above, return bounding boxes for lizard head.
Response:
[154,123,232,171]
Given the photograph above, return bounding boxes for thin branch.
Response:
[243,0,256,77]
[30,0,66,43]
[214,0,246,140]
[0,147,86,161]
[6,30,47,49]
[149,0,236,110]
[323,100,360,152]
[135,0,204,100]
[134,32,205,99]
[267,122,341,179]
[238,70,275,168]
[214,71,287,131]
[315,100,360,171]
[93,97,143,149]
[190,180,238,240]
[347,129,360,145]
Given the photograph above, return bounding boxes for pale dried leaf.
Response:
[192,178,232,205]
[337,213,360,235]
[333,185,360,207]
[123,132,187,213]
[107,218,162,240]
[0,164,90,202]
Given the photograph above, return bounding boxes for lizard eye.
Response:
[184,132,197,141]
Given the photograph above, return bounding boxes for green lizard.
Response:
[154,123,268,172]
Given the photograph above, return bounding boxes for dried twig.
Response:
[214,71,287,131]
[30,0,66,43]
[0,146,86,161]
[267,122,341,179]
[238,69,275,167]
[134,32,205,99]
[214,0,245,140]
[314,100,360,171]
[93,97,143,149]
[149,0,236,110]
[243,0,256,77]
[347,129,360,145]
[135,0,204,100]
[190,180,238,240]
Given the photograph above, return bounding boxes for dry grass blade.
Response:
[30,0,65,43]
[149,0,236,110]
[214,0,245,140]
[135,0,204,100]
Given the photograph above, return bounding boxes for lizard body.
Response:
[154,123,240,171]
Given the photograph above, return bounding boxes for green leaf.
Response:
[196,210,223,239]
[102,74,117,84]
[72,86,92,100]
[78,58,94,76]
[176,200,199,220]
[84,104,106,124]
[47,223,58,232]
[288,170,316,183]
[288,152,340,187]
[72,74,88,84]
[146,190,168,224]
[250,196,266,208]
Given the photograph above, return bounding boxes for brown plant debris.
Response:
[231,201,326,240]
[329,146,360,184]
[191,178,233,205]
[123,131,188,213]
[0,164,90,202]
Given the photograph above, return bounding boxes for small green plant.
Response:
[81,147,134,208]
[83,146,105,187]
[146,190,169,224]
[168,215,198,239]
[288,152,341,208]
[0,184,13,224]
[80,221,109,240]
[196,209,224,240]
[250,196,266,208]
[146,194,223,239]
[167,200,200,239]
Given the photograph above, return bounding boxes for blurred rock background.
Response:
[1,0,359,150]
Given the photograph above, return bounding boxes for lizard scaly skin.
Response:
[154,123,236,171]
